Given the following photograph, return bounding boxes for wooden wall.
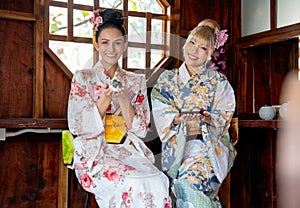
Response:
[0,0,239,207]
[0,0,73,207]
[1,0,299,207]
[230,10,300,208]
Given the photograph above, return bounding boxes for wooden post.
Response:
[33,0,45,118]
[58,143,69,208]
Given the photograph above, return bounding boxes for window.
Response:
[48,0,170,74]
[241,0,300,37]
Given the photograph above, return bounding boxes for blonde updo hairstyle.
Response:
[198,19,220,31]
[183,25,216,59]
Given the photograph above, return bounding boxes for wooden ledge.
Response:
[238,119,284,129]
[0,118,68,129]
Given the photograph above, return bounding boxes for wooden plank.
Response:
[0,9,36,21]
[58,143,69,208]
[145,12,152,72]
[36,134,61,207]
[44,0,49,47]
[238,120,284,129]
[0,19,34,117]
[67,0,73,41]
[220,173,231,208]
[33,0,44,118]
[0,118,68,129]
[44,47,73,80]
[0,135,38,207]
[270,0,276,29]
[239,23,300,48]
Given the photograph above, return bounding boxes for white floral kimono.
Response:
[67,61,171,208]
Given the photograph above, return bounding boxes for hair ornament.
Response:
[89,9,105,37]
[214,29,228,49]
[209,28,228,75]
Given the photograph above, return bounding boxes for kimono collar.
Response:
[178,62,191,85]
[179,62,208,85]
[95,61,122,79]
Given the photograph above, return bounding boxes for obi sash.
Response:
[105,114,127,144]
[185,120,201,136]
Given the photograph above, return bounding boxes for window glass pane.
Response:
[241,0,270,36]
[128,0,163,13]
[151,49,163,68]
[151,19,163,44]
[49,0,167,73]
[127,47,145,69]
[74,0,93,6]
[128,16,146,43]
[49,41,93,74]
[99,0,123,9]
[277,0,300,28]
[73,10,93,38]
[49,6,68,36]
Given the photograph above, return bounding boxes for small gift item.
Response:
[259,106,276,120]
[109,76,123,92]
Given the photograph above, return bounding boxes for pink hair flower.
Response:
[89,9,105,35]
[212,50,220,60]
[218,60,226,70]
[215,29,228,49]
[94,16,103,33]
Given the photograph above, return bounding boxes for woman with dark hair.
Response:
[67,9,171,207]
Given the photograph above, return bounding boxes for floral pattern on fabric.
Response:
[68,61,171,207]
[151,63,236,207]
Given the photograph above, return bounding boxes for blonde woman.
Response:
[151,23,236,207]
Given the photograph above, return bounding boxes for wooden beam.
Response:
[239,23,300,48]
[45,44,73,80]
[67,0,74,41]
[145,12,152,73]
[0,118,68,129]
[33,0,45,118]
[238,119,284,129]
[0,9,36,21]
[58,144,69,208]
[270,0,276,30]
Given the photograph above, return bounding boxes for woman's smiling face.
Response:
[183,37,209,71]
[96,28,127,70]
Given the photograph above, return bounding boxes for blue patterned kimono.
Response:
[151,63,237,207]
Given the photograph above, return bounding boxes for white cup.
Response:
[259,106,276,120]
[279,103,288,119]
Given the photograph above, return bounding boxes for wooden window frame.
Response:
[46,0,170,76]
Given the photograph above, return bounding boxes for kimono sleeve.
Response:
[67,70,104,138]
[209,77,236,140]
[151,71,179,142]
[128,74,150,138]
[206,77,236,182]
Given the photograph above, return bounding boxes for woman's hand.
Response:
[102,84,113,98]
[114,86,135,129]
[112,87,129,100]
[172,111,211,125]
[96,85,113,119]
